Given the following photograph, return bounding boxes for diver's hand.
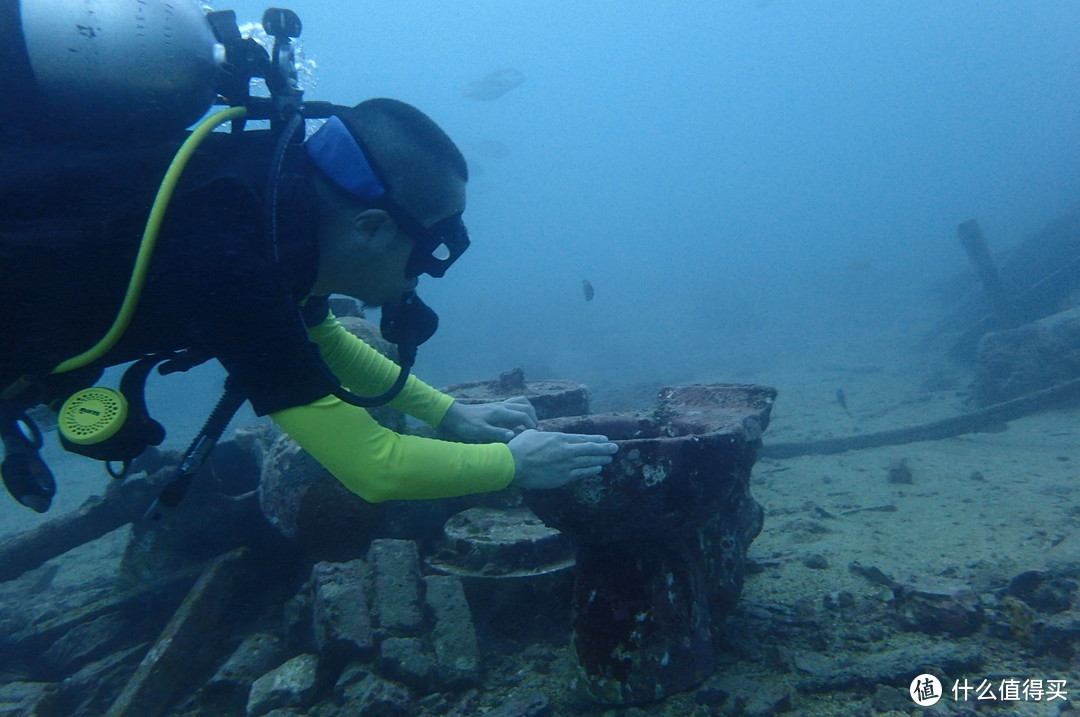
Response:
[441,397,538,443]
[508,429,618,490]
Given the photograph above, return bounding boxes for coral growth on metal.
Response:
[527,384,776,704]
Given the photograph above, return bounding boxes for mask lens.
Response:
[404,215,470,278]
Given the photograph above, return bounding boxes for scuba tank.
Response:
[0,0,221,141]
[1,3,444,514]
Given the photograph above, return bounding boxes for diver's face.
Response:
[312,206,417,305]
[352,216,418,307]
[370,220,419,304]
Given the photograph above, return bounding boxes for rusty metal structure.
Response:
[527,384,776,703]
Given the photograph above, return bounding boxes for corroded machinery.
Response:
[527,384,776,704]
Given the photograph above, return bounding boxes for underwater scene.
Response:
[1,1,1079,715]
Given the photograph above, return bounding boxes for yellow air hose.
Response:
[50,105,249,375]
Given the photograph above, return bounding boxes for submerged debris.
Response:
[528,384,776,703]
[886,458,913,484]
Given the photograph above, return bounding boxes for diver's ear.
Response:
[357,209,407,254]
[351,208,392,238]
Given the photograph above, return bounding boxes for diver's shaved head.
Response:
[336,98,467,227]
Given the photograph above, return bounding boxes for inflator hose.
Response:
[50,105,249,375]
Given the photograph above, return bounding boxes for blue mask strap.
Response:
[304,115,387,201]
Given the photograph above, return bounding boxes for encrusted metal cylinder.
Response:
[526,384,776,704]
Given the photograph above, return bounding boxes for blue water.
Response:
[222,0,1080,389]
[2,5,1079,715]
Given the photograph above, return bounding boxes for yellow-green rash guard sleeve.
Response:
[271,395,515,503]
[307,315,452,427]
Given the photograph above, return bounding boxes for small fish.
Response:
[582,279,595,302]
[472,139,511,159]
[463,68,525,101]
[835,388,848,410]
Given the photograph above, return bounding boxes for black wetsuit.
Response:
[0,129,518,505]
[0,130,336,414]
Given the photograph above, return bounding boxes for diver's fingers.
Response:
[569,465,606,480]
[504,395,538,415]
[565,433,616,444]
[499,397,538,428]
[570,453,615,469]
[563,437,619,456]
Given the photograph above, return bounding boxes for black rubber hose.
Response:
[151,381,246,512]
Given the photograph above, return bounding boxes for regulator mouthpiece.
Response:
[380,291,438,368]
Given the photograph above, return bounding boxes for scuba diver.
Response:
[0,1,617,513]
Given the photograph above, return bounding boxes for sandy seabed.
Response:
[1,343,1077,717]
[705,349,1080,717]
